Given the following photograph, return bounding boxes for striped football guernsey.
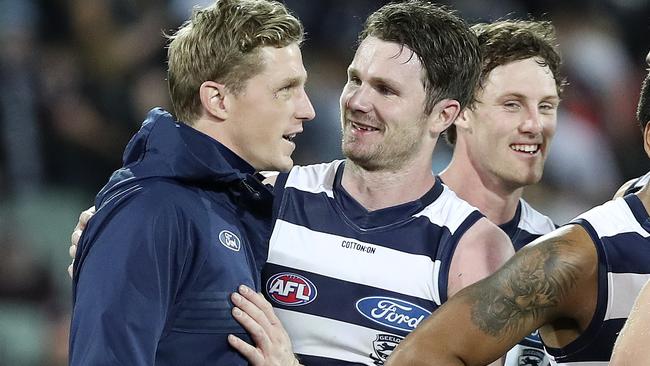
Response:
[623,171,650,196]
[502,199,557,366]
[263,160,483,365]
[544,194,650,365]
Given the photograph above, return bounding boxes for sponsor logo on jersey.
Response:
[218,230,241,251]
[266,272,317,306]
[518,348,545,366]
[369,334,403,365]
[356,297,431,332]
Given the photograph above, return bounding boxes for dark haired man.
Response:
[387,49,650,366]
[258,2,512,364]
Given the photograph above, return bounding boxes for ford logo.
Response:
[266,272,317,306]
[356,297,431,332]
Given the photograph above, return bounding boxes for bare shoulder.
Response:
[448,217,514,297]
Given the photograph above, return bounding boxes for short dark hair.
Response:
[360,0,481,115]
[445,20,565,144]
[638,73,650,131]
[167,0,303,124]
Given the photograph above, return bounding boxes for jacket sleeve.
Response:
[70,195,194,365]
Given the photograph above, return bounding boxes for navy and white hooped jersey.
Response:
[502,200,556,366]
[543,194,650,365]
[623,171,650,196]
[263,160,483,365]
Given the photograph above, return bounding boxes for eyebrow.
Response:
[348,67,401,88]
[500,92,561,103]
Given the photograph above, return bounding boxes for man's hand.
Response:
[68,206,96,278]
[229,285,301,366]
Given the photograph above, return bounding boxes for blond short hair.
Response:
[167,0,303,124]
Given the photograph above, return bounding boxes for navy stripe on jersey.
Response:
[626,193,650,230]
[279,186,480,260]
[263,263,434,337]
[298,354,366,366]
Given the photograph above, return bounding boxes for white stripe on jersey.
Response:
[268,220,439,303]
[413,184,480,235]
[276,308,401,365]
[605,272,650,320]
[575,198,650,238]
[519,199,556,236]
[284,161,341,197]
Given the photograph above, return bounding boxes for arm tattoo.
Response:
[468,238,581,339]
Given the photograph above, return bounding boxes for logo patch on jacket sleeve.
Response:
[356,297,431,332]
[218,230,241,251]
[266,272,317,306]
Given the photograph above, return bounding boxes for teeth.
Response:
[352,122,378,131]
[510,144,539,154]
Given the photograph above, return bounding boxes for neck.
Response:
[341,158,436,212]
[440,153,523,225]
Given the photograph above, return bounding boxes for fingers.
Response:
[68,260,74,279]
[231,293,271,345]
[237,285,281,326]
[75,206,96,232]
[227,334,262,365]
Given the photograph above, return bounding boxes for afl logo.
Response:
[266,272,317,306]
[356,297,431,332]
[218,230,241,251]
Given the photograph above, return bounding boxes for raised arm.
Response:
[387,224,598,366]
[611,279,650,365]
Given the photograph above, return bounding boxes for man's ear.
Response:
[428,99,461,134]
[454,108,472,131]
[199,81,229,120]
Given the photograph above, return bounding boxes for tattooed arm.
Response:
[386,224,598,366]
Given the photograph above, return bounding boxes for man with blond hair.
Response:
[69,0,314,365]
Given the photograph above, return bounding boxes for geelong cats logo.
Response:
[369,334,403,365]
[266,272,317,306]
[356,297,431,332]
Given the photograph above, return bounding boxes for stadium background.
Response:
[0,0,648,364]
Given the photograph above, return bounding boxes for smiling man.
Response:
[69,1,314,365]
[259,3,513,365]
[438,20,563,366]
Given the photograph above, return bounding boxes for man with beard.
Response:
[386,50,650,366]
[69,2,514,365]
[257,3,512,364]
[439,20,563,366]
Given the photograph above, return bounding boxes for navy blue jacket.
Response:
[70,108,273,365]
